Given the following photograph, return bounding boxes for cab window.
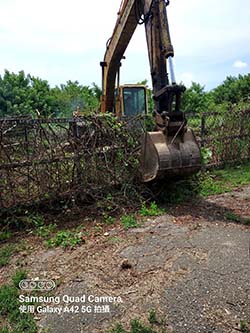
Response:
[123,87,147,116]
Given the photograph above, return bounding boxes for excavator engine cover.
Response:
[140,128,201,183]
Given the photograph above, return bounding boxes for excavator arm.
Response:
[100,0,139,113]
[101,0,181,113]
[100,0,201,182]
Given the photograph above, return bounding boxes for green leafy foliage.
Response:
[158,164,250,204]
[35,223,57,238]
[130,319,155,333]
[140,202,165,217]
[0,70,100,118]
[0,70,55,118]
[182,82,210,114]
[52,80,100,117]
[103,214,116,225]
[120,214,139,230]
[224,212,241,223]
[201,148,213,165]
[0,230,12,241]
[45,230,82,248]
[1,213,45,230]
[213,74,250,104]
[148,309,158,325]
[181,74,250,115]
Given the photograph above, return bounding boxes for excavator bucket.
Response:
[140,128,201,183]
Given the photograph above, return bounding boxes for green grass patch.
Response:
[0,230,13,241]
[224,212,241,223]
[120,214,139,230]
[201,164,250,196]
[224,212,250,225]
[108,310,167,333]
[215,164,250,186]
[0,244,16,267]
[0,270,37,333]
[199,173,232,197]
[102,213,116,225]
[159,164,250,204]
[35,223,57,238]
[240,320,250,333]
[140,202,165,217]
[45,230,82,248]
[148,309,159,325]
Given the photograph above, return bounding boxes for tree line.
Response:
[182,74,250,114]
[0,69,249,118]
[0,70,101,118]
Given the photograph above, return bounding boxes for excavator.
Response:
[100,0,201,182]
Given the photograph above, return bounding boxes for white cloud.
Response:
[0,0,249,88]
[233,60,248,68]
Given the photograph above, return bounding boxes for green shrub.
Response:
[140,202,165,217]
[46,230,82,248]
[121,215,139,230]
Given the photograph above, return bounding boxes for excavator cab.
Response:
[114,84,147,117]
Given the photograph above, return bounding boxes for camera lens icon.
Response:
[19,279,56,291]
[19,280,29,290]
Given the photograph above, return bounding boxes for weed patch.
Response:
[108,310,167,333]
[200,164,250,197]
[35,223,57,238]
[120,215,139,230]
[240,320,250,333]
[46,230,82,248]
[140,202,165,217]
[0,270,37,333]
[224,212,241,223]
[0,244,16,267]
[0,230,12,241]
[102,213,116,225]
[158,164,250,205]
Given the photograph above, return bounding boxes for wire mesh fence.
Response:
[0,115,145,209]
[187,104,250,166]
[1,105,250,209]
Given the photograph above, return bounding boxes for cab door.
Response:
[122,86,147,117]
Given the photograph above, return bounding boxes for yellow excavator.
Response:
[100,0,201,182]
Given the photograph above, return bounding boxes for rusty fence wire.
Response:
[187,105,250,166]
[1,106,250,209]
[0,115,144,209]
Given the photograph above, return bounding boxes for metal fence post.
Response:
[201,113,206,148]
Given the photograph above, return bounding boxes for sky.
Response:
[0,0,249,91]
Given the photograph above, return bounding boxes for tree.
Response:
[212,74,250,104]
[181,82,209,114]
[0,70,32,117]
[0,71,101,118]
[52,81,100,117]
[0,70,56,117]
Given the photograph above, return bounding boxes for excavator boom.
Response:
[101,0,201,182]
